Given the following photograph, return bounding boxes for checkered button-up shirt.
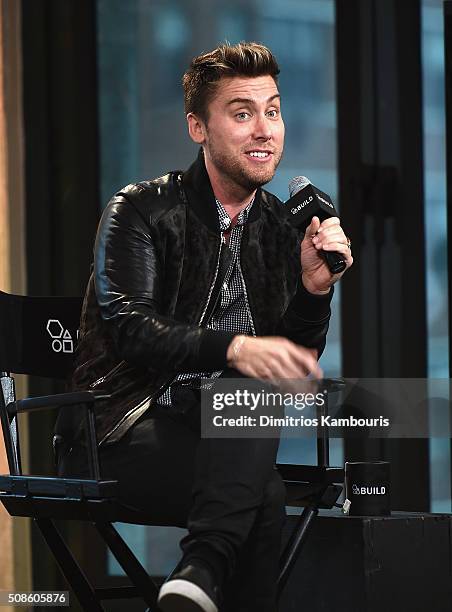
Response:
[157,197,255,407]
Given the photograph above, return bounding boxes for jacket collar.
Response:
[182,148,262,233]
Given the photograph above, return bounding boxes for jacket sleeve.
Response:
[275,280,333,357]
[94,193,234,372]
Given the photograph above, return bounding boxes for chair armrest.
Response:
[277,463,344,484]
[8,390,111,415]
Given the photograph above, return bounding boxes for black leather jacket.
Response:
[55,150,333,447]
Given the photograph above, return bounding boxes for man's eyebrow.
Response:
[226,94,281,106]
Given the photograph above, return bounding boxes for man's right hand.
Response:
[226,335,323,381]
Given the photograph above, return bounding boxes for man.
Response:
[56,42,352,612]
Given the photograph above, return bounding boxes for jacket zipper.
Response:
[99,234,226,446]
[198,233,225,327]
[89,360,127,389]
[239,264,257,336]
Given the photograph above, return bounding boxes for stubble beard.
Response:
[207,140,283,192]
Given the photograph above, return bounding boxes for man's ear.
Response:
[187,113,207,144]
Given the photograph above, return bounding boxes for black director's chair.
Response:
[0,289,344,610]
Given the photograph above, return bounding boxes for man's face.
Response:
[190,75,285,192]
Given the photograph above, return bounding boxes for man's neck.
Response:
[204,154,256,220]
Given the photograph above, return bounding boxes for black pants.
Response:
[59,404,286,611]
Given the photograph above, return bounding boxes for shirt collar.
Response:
[215,196,255,232]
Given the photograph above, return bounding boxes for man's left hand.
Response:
[301,216,353,295]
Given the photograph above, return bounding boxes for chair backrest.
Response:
[0,291,83,475]
[0,290,83,378]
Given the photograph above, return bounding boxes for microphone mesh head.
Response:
[288,176,311,197]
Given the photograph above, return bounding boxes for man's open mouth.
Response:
[246,151,272,158]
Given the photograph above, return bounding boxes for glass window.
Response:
[421,0,450,511]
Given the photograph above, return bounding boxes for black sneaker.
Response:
[157,562,221,612]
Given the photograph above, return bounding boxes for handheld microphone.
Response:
[285,176,346,274]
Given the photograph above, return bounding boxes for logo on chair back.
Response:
[46,319,74,353]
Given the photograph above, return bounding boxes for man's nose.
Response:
[253,113,272,140]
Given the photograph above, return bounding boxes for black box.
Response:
[280,510,452,612]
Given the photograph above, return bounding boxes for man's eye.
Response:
[236,112,250,121]
[267,109,279,118]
